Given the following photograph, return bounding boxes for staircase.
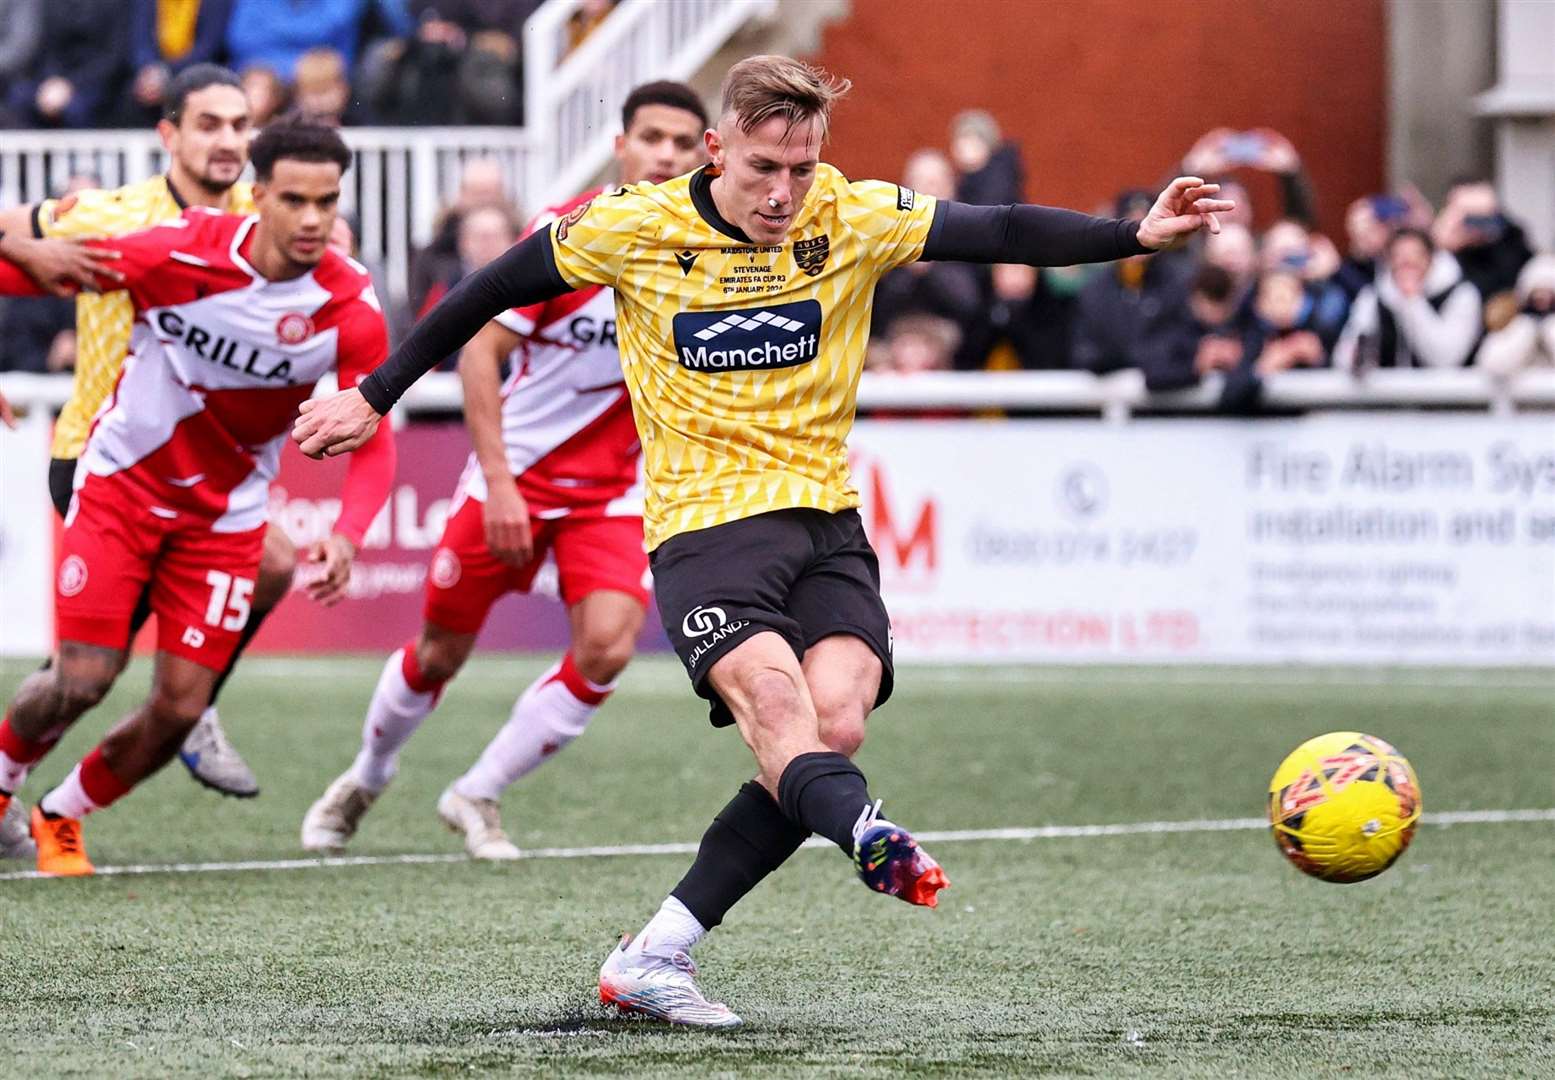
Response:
[521,0,778,207]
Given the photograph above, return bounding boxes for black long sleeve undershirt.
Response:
[359,225,570,414]
[361,197,1152,414]
[922,199,1149,266]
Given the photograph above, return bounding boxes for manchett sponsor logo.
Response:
[671,300,822,372]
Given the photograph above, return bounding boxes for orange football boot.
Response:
[31,806,94,877]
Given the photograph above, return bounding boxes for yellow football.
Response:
[1268,732,1421,883]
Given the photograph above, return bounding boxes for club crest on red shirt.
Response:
[276,312,315,345]
[58,555,88,597]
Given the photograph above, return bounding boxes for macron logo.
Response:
[672,299,823,373]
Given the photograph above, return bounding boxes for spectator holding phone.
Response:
[1258,219,1349,346]
[1181,127,1316,228]
[1332,228,1482,372]
[1336,194,1396,301]
[1431,177,1533,305]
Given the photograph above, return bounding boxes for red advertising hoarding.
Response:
[251,422,670,655]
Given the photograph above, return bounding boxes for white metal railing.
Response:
[0,127,530,305]
[0,0,772,303]
[5,369,1554,419]
[522,0,778,206]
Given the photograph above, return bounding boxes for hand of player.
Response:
[1136,177,1236,251]
[0,235,124,297]
[0,388,16,430]
[304,533,357,607]
[294,388,382,459]
[483,479,533,566]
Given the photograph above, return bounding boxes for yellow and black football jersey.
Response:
[549,163,936,550]
[35,175,256,458]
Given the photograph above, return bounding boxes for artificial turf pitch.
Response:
[2,655,1552,1078]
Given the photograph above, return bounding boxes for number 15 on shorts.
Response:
[205,570,254,631]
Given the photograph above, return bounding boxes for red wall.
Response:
[808,0,1385,237]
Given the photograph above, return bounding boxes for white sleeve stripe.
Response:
[495,309,536,334]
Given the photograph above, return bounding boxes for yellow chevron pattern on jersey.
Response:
[550,164,936,550]
[37,175,256,458]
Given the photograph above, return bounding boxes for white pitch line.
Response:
[1,808,1550,884]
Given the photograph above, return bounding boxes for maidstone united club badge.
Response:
[793,236,829,276]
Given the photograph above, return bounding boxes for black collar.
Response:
[690,166,753,244]
[165,175,190,210]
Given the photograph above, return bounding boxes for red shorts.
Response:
[57,473,266,670]
[423,491,649,635]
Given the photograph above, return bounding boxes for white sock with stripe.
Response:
[452,652,612,802]
[351,644,444,794]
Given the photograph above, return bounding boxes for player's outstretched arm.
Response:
[294,226,573,460]
[920,177,1234,266]
[0,229,125,297]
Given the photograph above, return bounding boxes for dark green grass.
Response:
[2,657,1552,1077]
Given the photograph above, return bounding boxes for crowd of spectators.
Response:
[0,1,582,131]
[871,123,1554,406]
[0,16,1550,397]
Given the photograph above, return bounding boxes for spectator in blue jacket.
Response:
[226,0,411,82]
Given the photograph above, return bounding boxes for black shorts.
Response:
[650,507,895,727]
[48,456,76,519]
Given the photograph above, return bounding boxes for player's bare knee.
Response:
[51,670,114,719]
[51,648,120,718]
[143,685,207,737]
[572,630,635,686]
[415,628,472,685]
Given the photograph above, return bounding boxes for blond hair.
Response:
[719,55,850,139]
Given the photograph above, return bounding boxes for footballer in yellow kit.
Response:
[302,54,1231,1028]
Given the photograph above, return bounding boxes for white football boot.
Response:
[598,934,743,1028]
[179,707,260,798]
[300,771,381,853]
[436,787,521,860]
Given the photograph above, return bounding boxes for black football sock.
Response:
[671,781,809,930]
[207,603,276,707]
[777,751,874,855]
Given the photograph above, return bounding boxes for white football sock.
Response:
[631,896,707,956]
[38,764,99,819]
[351,647,440,793]
[451,654,610,802]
